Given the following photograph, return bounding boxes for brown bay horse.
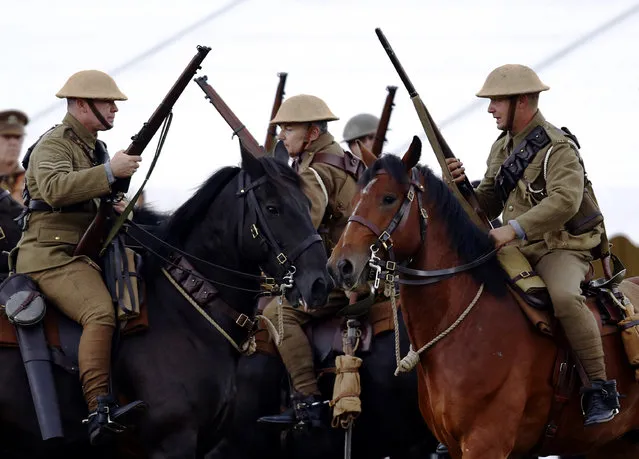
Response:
[327,137,639,458]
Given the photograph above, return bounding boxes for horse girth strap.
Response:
[165,254,256,333]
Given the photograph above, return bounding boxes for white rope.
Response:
[161,267,256,355]
[394,283,485,376]
[257,297,283,346]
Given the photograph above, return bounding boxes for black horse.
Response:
[0,145,332,458]
[210,307,439,459]
[0,190,24,278]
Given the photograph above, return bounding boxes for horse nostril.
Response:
[337,259,354,277]
[310,278,328,305]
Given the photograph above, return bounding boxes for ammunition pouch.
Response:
[565,183,604,236]
[102,234,142,321]
[619,314,639,382]
[497,244,549,309]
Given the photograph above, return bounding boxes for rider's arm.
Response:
[31,138,111,208]
[299,165,333,229]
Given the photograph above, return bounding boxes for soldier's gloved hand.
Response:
[445,157,466,183]
[111,150,142,178]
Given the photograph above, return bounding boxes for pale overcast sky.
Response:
[2,0,638,242]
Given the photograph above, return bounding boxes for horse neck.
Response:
[179,182,260,315]
[400,210,482,350]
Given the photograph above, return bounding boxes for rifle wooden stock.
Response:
[375,28,489,229]
[264,72,288,155]
[74,45,211,261]
[372,85,397,157]
[194,75,265,158]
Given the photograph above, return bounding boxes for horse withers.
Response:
[327,137,639,459]
[0,143,332,458]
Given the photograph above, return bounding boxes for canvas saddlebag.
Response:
[102,234,142,321]
[497,244,549,309]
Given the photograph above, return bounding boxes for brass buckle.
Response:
[420,208,428,220]
[379,231,393,250]
[407,188,415,202]
[263,277,276,286]
[386,260,396,272]
[250,224,259,239]
[520,271,531,279]
[0,226,5,242]
[277,253,288,265]
[236,313,251,328]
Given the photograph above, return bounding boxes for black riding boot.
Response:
[436,442,450,456]
[581,379,621,426]
[258,393,325,427]
[83,395,147,445]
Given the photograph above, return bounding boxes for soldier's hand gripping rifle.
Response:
[194,75,265,158]
[74,45,211,261]
[371,85,397,158]
[374,28,489,229]
[264,72,288,155]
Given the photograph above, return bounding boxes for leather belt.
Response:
[28,199,90,213]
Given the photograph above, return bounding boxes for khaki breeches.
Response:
[263,290,348,395]
[31,259,115,410]
[535,250,606,381]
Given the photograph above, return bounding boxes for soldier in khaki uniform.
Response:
[342,113,379,158]
[15,70,145,445]
[447,64,620,426]
[258,95,359,425]
[0,109,29,204]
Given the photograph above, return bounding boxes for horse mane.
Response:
[160,157,298,248]
[160,166,240,246]
[361,154,506,295]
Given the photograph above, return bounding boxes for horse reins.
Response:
[125,169,322,353]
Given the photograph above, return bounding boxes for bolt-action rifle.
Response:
[375,28,489,228]
[194,75,265,158]
[371,85,397,158]
[264,72,288,155]
[74,45,211,261]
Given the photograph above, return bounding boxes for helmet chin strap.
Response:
[505,95,518,151]
[86,99,113,130]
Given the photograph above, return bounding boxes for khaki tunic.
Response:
[0,166,25,204]
[265,132,359,394]
[294,132,358,250]
[474,111,602,265]
[16,113,111,274]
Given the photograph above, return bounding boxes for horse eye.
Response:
[382,195,396,205]
[266,205,279,215]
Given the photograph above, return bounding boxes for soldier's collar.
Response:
[503,110,546,152]
[63,113,97,150]
[305,132,335,154]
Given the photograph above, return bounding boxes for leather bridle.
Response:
[236,170,323,295]
[347,167,497,290]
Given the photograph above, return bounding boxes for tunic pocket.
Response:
[37,227,80,245]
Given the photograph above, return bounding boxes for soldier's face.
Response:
[0,134,23,164]
[487,98,511,130]
[91,100,119,131]
[277,123,310,157]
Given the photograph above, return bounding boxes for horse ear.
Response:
[401,136,421,171]
[356,140,377,168]
[240,140,264,177]
[273,140,290,165]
